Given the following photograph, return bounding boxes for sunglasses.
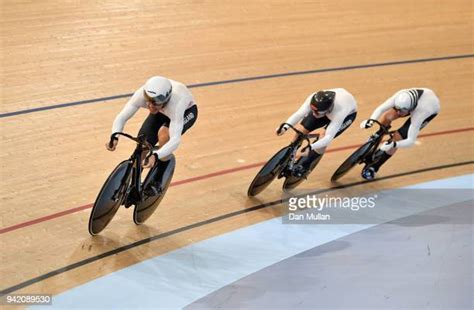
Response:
[310,104,329,116]
[144,91,170,106]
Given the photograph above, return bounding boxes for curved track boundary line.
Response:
[1,160,472,295]
[1,53,473,118]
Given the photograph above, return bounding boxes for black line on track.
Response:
[1,160,472,295]
[1,53,473,118]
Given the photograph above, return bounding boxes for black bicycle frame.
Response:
[279,123,319,175]
[362,119,393,164]
[110,132,153,204]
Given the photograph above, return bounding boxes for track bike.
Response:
[88,132,175,235]
[247,123,320,196]
[331,119,394,182]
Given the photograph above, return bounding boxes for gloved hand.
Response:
[380,141,396,152]
[105,137,118,151]
[276,123,290,136]
[360,119,374,129]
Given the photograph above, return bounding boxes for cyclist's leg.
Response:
[137,112,168,160]
[371,113,412,173]
[369,113,437,174]
[138,113,169,147]
[297,112,327,138]
[363,137,399,181]
[368,118,408,172]
[157,104,198,161]
[292,114,331,175]
[308,111,356,155]
[332,112,357,138]
[299,111,357,172]
[310,110,357,152]
[145,105,198,194]
[361,109,400,179]
[380,108,399,127]
[369,108,400,137]
[157,126,170,152]
[137,113,168,195]
[291,124,310,142]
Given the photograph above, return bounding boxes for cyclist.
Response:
[106,76,198,193]
[277,88,358,177]
[360,88,440,180]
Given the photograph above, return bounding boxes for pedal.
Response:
[278,168,291,179]
[361,167,376,180]
[291,165,308,179]
[124,188,140,208]
[124,196,134,208]
[124,192,139,208]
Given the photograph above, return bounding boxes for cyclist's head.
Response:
[310,90,336,117]
[394,91,417,114]
[143,76,172,108]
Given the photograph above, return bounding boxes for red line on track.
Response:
[1,126,472,235]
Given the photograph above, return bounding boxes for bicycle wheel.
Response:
[331,141,373,182]
[133,156,176,224]
[283,154,323,190]
[88,160,132,235]
[283,175,303,190]
[247,146,292,197]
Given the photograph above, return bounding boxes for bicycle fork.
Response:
[279,146,299,178]
[121,150,145,207]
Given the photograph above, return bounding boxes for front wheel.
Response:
[247,146,292,197]
[331,141,373,182]
[133,155,176,224]
[88,160,132,235]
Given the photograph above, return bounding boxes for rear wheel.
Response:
[331,141,373,182]
[247,146,292,197]
[88,160,132,235]
[282,174,305,191]
[133,156,176,224]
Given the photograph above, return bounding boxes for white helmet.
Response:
[394,89,419,113]
[143,76,172,106]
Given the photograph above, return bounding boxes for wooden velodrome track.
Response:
[1,0,473,300]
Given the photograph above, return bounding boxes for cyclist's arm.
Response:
[369,92,398,120]
[395,112,426,148]
[310,113,344,150]
[285,94,312,126]
[154,101,186,159]
[111,88,143,134]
